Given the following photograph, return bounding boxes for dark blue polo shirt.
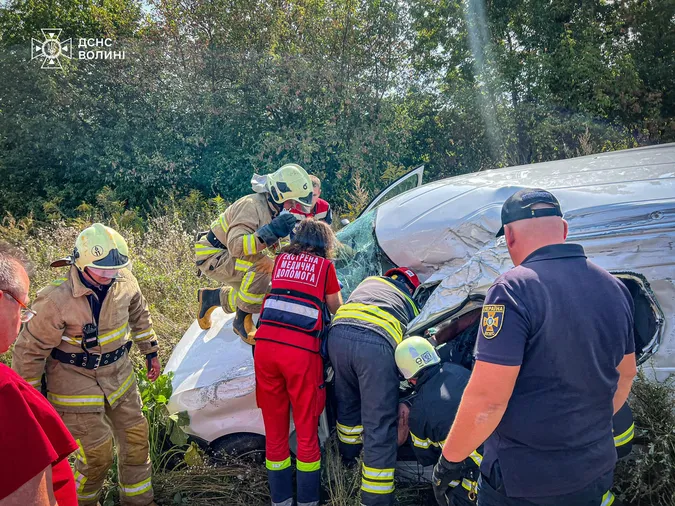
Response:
[475,243,634,498]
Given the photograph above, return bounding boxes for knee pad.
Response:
[87,437,114,482]
[122,419,150,466]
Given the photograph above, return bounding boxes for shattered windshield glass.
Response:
[334,210,389,299]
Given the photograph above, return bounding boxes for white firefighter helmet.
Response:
[395,335,441,380]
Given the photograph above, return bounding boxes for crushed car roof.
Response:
[376,143,675,285]
[375,144,675,341]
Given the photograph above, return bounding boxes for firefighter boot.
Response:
[198,288,221,330]
[233,308,257,345]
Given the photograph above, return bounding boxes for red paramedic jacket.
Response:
[291,199,332,224]
[256,252,337,353]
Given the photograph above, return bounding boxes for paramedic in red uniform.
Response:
[254,220,343,506]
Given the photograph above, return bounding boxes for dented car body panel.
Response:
[166,143,675,443]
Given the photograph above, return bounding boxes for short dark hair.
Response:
[283,220,336,258]
[0,242,33,294]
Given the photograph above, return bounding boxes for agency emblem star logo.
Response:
[481,304,505,339]
[31,29,72,69]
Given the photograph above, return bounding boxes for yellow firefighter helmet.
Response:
[266,163,313,209]
[73,223,130,271]
[395,335,441,380]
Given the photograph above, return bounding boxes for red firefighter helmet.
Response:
[384,267,420,292]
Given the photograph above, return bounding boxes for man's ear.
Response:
[562,219,569,240]
[505,224,516,249]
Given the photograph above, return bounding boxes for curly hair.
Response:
[283,220,336,259]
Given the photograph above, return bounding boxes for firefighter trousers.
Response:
[197,249,271,314]
[57,387,153,506]
[326,325,400,506]
[255,340,325,506]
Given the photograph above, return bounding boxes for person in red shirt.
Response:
[0,242,78,505]
[291,175,333,225]
[254,220,343,506]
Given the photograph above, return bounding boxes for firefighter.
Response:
[12,224,159,506]
[326,267,421,506]
[195,163,314,341]
[254,220,343,506]
[395,336,479,506]
[290,175,333,225]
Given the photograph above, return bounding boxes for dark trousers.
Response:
[477,463,614,506]
[327,325,400,506]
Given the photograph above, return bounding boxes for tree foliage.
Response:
[0,0,672,220]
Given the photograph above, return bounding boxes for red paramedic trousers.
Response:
[255,340,325,505]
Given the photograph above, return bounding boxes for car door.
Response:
[357,165,424,219]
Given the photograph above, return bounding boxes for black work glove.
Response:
[432,455,467,506]
[257,212,298,247]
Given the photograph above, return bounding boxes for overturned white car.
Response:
[166,143,674,457]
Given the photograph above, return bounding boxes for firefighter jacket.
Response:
[332,276,419,349]
[407,362,481,494]
[12,266,158,414]
[194,192,276,265]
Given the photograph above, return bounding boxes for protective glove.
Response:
[432,455,467,506]
[257,212,298,247]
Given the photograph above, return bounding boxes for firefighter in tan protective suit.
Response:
[195,163,314,339]
[12,224,159,506]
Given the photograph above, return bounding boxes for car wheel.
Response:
[210,433,266,465]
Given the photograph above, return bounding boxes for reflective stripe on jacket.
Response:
[194,192,275,263]
[332,276,419,348]
[12,266,157,413]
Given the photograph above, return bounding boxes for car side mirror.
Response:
[340,218,350,226]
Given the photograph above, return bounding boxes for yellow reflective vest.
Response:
[332,276,419,348]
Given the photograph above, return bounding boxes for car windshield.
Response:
[334,210,387,299]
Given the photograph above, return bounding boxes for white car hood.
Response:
[165,309,256,416]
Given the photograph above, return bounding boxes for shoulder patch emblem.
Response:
[481,304,505,339]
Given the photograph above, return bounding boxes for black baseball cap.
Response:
[496,188,563,237]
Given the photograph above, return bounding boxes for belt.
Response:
[51,341,132,370]
[207,230,225,250]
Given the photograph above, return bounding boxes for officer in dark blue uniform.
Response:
[430,189,637,506]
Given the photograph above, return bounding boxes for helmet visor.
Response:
[293,200,313,213]
[87,267,120,279]
[296,191,314,208]
[92,248,128,269]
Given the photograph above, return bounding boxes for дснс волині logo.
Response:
[31,29,72,69]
